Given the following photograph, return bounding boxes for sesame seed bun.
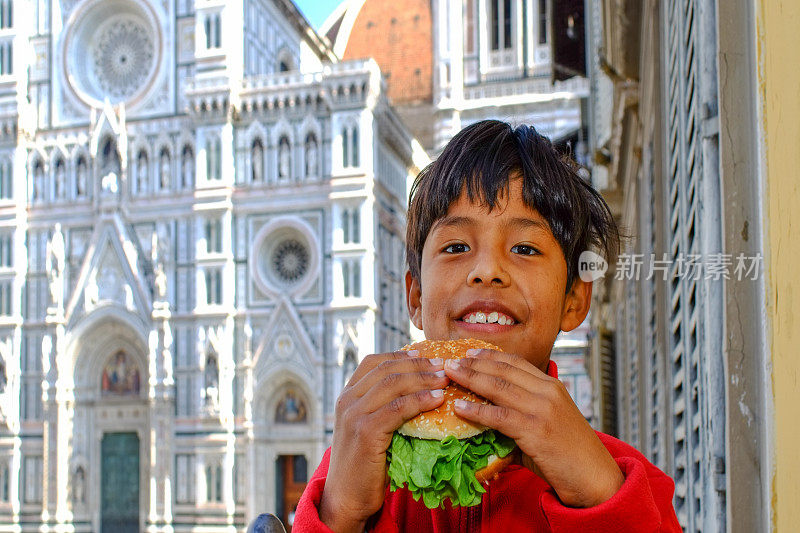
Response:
[398,338,503,440]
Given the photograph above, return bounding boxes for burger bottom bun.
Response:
[475,452,517,484]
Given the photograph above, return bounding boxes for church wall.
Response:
[0,0,426,529]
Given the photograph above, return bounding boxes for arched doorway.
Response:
[251,375,318,531]
[68,312,150,533]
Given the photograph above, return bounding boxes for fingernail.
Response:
[454,399,470,410]
[433,370,446,378]
[407,350,420,356]
[430,389,444,398]
[465,348,481,356]
[429,357,443,366]
[445,359,460,370]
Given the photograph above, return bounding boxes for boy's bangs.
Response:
[406,120,619,288]
[427,123,519,214]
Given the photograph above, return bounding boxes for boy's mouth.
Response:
[459,311,516,326]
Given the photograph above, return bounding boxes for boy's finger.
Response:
[348,354,445,399]
[445,355,541,390]
[367,388,447,435]
[451,398,526,441]
[464,348,552,381]
[346,350,419,388]
[355,368,449,413]
[444,357,538,409]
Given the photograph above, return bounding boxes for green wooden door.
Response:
[101,432,140,533]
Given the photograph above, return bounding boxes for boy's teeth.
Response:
[462,311,514,325]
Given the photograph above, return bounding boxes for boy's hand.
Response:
[445,348,625,508]
[319,350,449,532]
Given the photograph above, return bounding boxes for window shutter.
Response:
[663,1,725,530]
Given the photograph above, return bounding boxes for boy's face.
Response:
[405,178,591,372]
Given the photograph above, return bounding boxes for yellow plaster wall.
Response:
[757,0,800,528]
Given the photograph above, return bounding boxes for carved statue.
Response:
[160,150,170,190]
[279,137,290,180]
[305,135,317,177]
[252,140,263,182]
[46,223,66,309]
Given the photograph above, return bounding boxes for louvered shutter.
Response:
[641,142,667,470]
[662,1,725,530]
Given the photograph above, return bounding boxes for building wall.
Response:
[758,0,800,529]
[589,0,780,530]
[0,1,425,530]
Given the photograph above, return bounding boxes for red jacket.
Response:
[294,363,681,532]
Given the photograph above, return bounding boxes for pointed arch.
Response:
[179,142,195,189]
[28,150,46,202]
[71,145,92,199]
[157,145,172,192]
[53,155,67,201]
[67,308,150,397]
[300,115,322,180]
[98,136,121,177]
[272,119,294,184]
[131,145,150,196]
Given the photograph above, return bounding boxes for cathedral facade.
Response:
[0,0,424,531]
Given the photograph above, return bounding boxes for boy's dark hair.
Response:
[406,119,619,291]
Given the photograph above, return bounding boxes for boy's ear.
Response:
[560,277,592,332]
[405,270,424,330]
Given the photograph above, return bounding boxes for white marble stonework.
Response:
[0,0,427,531]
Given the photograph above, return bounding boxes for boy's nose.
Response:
[467,257,510,287]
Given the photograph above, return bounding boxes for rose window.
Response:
[93,19,155,100]
[271,239,309,283]
[63,1,162,107]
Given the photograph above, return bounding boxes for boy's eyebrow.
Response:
[432,215,549,233]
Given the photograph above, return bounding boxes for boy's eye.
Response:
[443,243,470,254]
[511,244,539,256]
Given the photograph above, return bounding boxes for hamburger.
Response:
[386,339,517,509]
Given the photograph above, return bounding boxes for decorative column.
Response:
[242,318,257,523]
[147,224,175,533]
[43,224,70,527]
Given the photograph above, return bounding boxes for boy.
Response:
[294,120,681,531]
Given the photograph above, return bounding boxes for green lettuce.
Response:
[387,430,516,509]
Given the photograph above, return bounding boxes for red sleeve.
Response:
[293,447,402,533]
[292,447,336,532]
[539,433,681,532]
